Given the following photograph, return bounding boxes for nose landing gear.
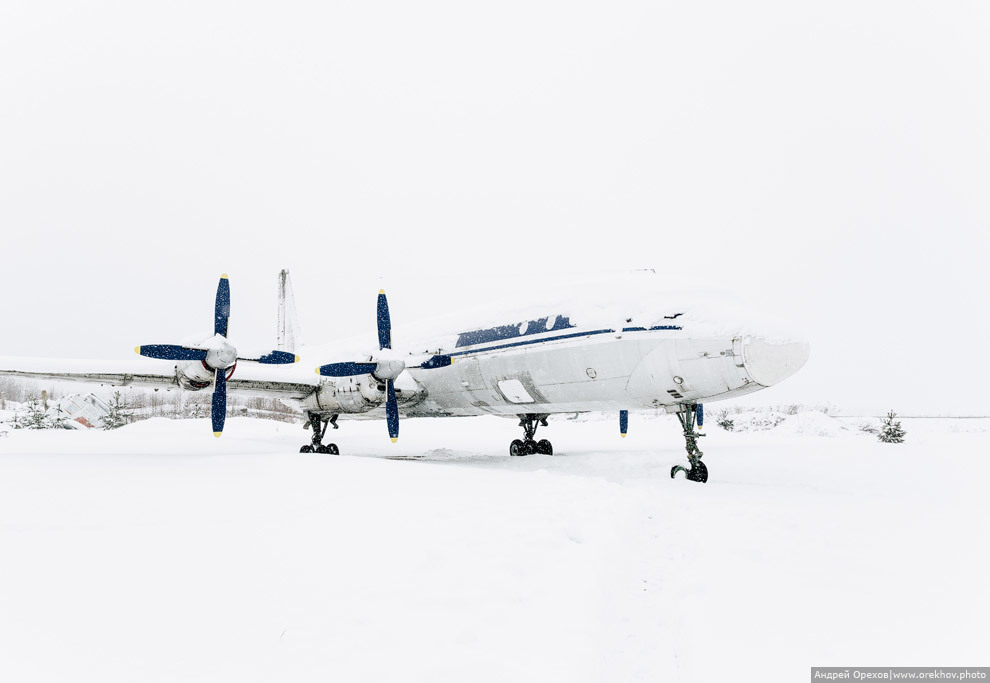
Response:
[300,411,340,454]
[509,413,553,456]
[670,404,708,483]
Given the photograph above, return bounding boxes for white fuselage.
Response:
[298,316,810,420]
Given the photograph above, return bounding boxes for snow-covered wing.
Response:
[224,377,316,400]
[0,366,179,390]
[0,357,317,400]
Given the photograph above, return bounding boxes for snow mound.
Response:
[713,407,850,436]
[720,410,788,432]
[775,411,850,437]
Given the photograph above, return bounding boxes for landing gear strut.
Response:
[670,404,708,483]
[510,413,553,456]
[300,412,340,454]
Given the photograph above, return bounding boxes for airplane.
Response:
[0,271,811,483]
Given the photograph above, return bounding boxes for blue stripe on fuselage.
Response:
[447,324,682,357]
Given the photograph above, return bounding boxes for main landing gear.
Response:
[670,404,708,483]
[510,413,553,456]
[300,411,340,454]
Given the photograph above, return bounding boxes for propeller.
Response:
[316,289,453,443]
[620,410,628,438]
[135,274,300,437]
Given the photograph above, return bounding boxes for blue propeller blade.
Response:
[252,350,299,365]
[212,369,227,437]
[385,379,398,442]
[696,404,704,428]
[215,275,230,337]
[135,345,208,361]
[378,291,399,441]
[317,361,378,377]
[377,290,391,350]
[419,355,453,370]
[620,410,628,437]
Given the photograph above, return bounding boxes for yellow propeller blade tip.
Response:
[134,346,141,354]
[213,432,222,438]
[314,368,321,375]
[621,433,627,438]
[379,289,386,295]
[221,273,229,279]
[294,355,300,363]
[390,437,398,443]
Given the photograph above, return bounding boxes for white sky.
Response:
[1,1,988,414]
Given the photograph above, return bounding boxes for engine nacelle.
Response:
[299,375,380,414]
[175,360,235,391]
[299,374,425,415]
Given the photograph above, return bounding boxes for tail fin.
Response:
[276,269,302,352]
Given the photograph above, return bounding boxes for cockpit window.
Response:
[456,315,574,348]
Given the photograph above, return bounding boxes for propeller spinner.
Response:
[135,274,299,437]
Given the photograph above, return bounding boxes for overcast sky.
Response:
[2,1,988,414]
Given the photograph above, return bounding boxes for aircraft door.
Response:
[732,337,745,367]
[456,357,487,394]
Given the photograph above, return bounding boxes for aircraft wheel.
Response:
[687,461,709,483]
[536,439,553,455]
[509,439,526,456]
[672,461,709,483]
[328,443,340,455]
[300,445,314,453]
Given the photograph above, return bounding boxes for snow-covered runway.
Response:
[1,415,987,682]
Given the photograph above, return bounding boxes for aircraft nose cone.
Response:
[744,337,811,387]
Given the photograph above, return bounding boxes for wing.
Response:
[0,356,318,401]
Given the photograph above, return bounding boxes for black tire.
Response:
[536,439,553,455]
[524,439,539,455]
[687,461,709,483]
[316,444,329,454]
[300,445,314,453]
[328,443,340,455]
[509,439,526,456]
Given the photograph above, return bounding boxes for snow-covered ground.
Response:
[1,413,987,682]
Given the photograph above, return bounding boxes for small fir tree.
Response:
[23,397,47,428]
[878,410,906,443]
[102,391,132,430]
[14,396,61,429]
